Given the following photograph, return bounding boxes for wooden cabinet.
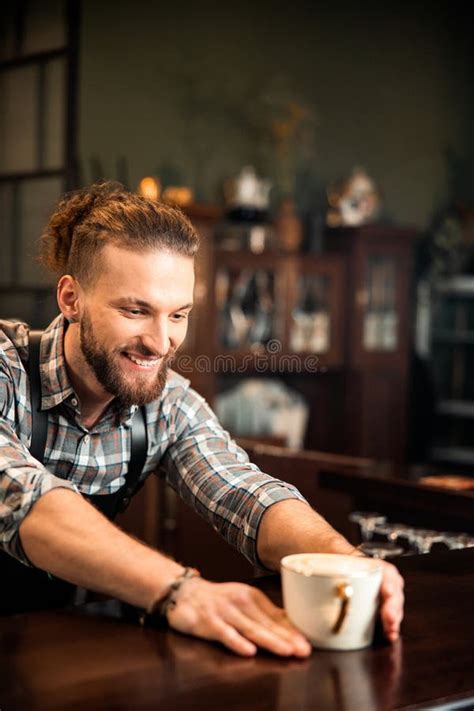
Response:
[177,216,418,466]
[210,250,346,369]
[329,225,416,370]
[325,225,418,464]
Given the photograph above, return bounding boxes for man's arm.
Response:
[257,499,355,567]
[19,487,312,658]
[160,380,310,568]
[19,487,184,610]
[256,499,405,642]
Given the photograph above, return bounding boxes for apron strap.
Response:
[27,329,148,518]
[115,404,147,515]
[27,330,48,462]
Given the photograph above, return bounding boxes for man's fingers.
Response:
[380,592,404,639]
[248,587,285,617]
[381,563,405,591]
[225,606,304,657]
[205,617,257,657]
[242,598,311,657]
[232,586,311,656]
[379,563,405,640]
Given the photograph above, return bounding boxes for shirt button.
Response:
[83,435,90,444]
[71,398,78,407]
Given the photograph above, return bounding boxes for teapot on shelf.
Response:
[223,166,272,222]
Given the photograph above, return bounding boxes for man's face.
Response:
[76,245,195,407]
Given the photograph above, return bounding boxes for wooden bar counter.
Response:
[317,464,474,536]
[1,549,473,710]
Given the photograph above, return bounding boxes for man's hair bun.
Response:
[38,180,199,286]
[39,181,124,275]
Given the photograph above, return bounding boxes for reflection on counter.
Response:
[276,641,402,711]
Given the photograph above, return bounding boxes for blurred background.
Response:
[1,0,474,480]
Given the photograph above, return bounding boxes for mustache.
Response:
[123,344,177,360]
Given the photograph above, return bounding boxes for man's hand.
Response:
[166,577,312,658]
[257,500,405,644]
[167,562,404,655]
[378,560,405,642]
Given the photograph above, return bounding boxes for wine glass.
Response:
[373,522,412,543]
[440,532,474,550]
[407,529,444,554]
[358,541,405,559]
[373,522,417,553]
[349,511,387,542]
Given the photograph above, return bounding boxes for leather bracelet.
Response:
[140,567,201,626]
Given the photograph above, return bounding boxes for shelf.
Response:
[437,400,474,418]
[432,330,474,345]
[430,446,474,466]
[434,276,474,296]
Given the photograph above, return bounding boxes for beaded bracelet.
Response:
[140,567,201,626]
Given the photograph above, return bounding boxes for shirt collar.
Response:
[39,314,75,410]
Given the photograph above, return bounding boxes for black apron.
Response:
[0,331,148,616]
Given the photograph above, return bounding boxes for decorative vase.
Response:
[274,196,303,253]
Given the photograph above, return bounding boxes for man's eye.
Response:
[172,313,187,322]
[123,308,144,316]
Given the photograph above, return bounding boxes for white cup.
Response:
[281,553,383,651]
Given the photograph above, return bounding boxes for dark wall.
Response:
[79,0,473,228]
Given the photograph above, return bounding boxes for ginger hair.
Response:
[39,181,199,287]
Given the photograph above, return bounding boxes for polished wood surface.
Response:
[1,549,473,710]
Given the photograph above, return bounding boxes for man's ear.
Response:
[57,275,82,323]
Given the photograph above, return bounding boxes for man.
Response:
[0,182,403,657]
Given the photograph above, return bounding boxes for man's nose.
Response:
[142,319,170,356]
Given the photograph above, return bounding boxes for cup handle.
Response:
[332,582,353,634]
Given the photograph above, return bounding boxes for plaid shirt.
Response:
[0,314,305,567]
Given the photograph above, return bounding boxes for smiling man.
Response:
[61,244,193,424]
[0,182,403,656]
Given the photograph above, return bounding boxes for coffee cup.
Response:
[281,553,383,650]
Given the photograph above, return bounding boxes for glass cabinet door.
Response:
[362,255,399,352]
[290,273,331,354]
[214,253,282,354]
[214,252,345,367]
[286,255,345,367]
[351,237,413,370]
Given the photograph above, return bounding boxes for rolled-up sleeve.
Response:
[0,370,77,565]
[159,384,308,567]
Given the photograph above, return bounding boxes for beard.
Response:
[79,310,173,408]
